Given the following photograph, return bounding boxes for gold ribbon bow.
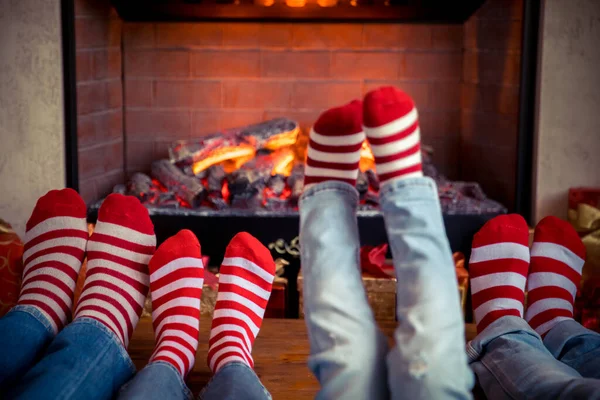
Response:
[568,203,600,284]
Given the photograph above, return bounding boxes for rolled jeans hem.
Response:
[9,305,57,337]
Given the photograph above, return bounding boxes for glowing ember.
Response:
[192,145,256,175]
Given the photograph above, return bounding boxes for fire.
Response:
[192,145,255,175]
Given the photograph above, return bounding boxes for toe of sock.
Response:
[473,214,529,247]
[363,86,415,128]
[149,229,201,274]
[313,99,363,136]
[26,188,87,231]
[534,216,586,259]
[224,232,276,276]
[98,193,154,235]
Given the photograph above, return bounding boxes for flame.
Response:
[192,145,256,175]
[271,148,296,177]
[263,127,301,151]
[359,140,376,172]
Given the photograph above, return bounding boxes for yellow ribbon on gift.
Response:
[568,203,600,285]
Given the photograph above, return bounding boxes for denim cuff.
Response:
[466,316,540,363]
[151,361,194,400]
[71,317,137,376]
[299,180,359,205]
[200,362,272,400]
[10,304,57,336]
[378,176,438,202]
[542,319,596,359]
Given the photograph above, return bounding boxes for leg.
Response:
[299,101,389,399]
[199,362,271,400]
[7,193,156,399]
[468,316,600,399]
[119,229,204,400]
[363,87,473,399]
[0,188,88,390]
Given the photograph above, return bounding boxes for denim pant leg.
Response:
[380,177,474,400]
[5,317,136,400]
[467,316,600,399]
[299,181,390,400]
[118,362,193,400]
[199,362,271,400]
[0,306,54,391]
[544,319,600,379]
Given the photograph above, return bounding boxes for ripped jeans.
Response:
[299,178,474,400]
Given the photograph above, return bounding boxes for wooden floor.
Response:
[129,317,477,399]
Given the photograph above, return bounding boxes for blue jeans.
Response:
[299,178,474,399]
[468,316,600,399]
[118,361,271,400]
[0,305,136,399]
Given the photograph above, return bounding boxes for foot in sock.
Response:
[304,99,365,189]
[525,216,586,336]
[148,229,204,377]
[74,193,156,347]
[363,86,423,185]
[469,214,530,333]
[207,232,276,373]
[18,189,88,334]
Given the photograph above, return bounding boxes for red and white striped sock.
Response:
[469,214,530,333]
[207,232,276,373]
[18,189,88,334]
[525,216,586,336]
[74,194,156,347]
[148,229,204,378]
[304,100,365,189]
[363,86,423,185]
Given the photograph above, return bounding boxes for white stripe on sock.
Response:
[209,345,249,371]
[76,309,124,344]
[23,253,81,279]
[375,151,421,175]
[534,316,571,336]
[531,242,585,274]
[307,147,361,164]
[82,273,148,306]
[527,272,578,299]
[363,107,418,138]
[209,324,253,355]
[75,284,139,325]
[152,297,201,322]
[155,315,199,339]
[21,267,76,290]
[87,241,153,265]
[303,166,359,180]
[213,309,260,337]
[525,298,573,321]
[216,291,266,320]
[19,293,67,325]
[221,258,275,283]
[25,216,87,243]
[20,280,73,307]
[218,274,271,300]
[154,350,185,375]
[94,221,156,247]
[154,340,195,368]
[87,258,149,286]
[76,297,131,339]
[214,355,247,373]
[471,272,526,294]
[310,129,365,146]
[151,278,204,302]
[150,257,204,282]
[370,128,420,158]
[470,242,530,264]
[209,335,252,362]
[159,329,199,350]
[23,237,87,263]
[474,297,524,323]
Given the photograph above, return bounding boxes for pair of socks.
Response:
[148,230,275,377]
[469,214,586,336]
[18,190,156,344]
[304,86,423,189]
[19,189,276,380]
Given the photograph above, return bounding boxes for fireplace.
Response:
[64,0,538,316]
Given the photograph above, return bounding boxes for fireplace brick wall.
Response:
[75,0,124,204]
[122,22,464,180]
[461,0,523,209]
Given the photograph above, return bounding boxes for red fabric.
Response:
[363,86,415,128]
[360,244,392,278]
[0,223,24,317]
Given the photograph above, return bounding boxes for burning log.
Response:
[127,173,153,201]
[207,165,226,192]
[287,163,304,206]
[356,171,369,196]
[267,174,286,197]
[151,160,206,208]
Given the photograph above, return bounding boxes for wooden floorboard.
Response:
[129,317,477,399]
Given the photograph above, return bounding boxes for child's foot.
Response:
[469,214,530,333]
[18,189,88,334]
[304,100,364,190]
[74,194,156,347]
[207,232,275,373]
[363,86,423,185]
[525,216,586,336]
[148,229,204,377]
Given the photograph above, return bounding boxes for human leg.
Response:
[299,101,389,399]
[363,87,473,399]
[6,193,156,399]
[0,188,88,391]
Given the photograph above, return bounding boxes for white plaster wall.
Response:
[534,0,600,222]
[0,0,66,237]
